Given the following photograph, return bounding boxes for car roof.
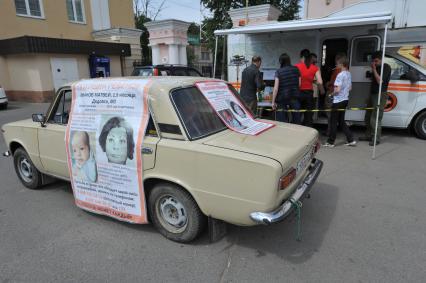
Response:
[62,76,218,90]
[133,65,194,68]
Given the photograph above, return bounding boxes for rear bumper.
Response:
[0,97,8,105]
[249,158,323,225]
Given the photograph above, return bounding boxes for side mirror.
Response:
[32,113,45,124]
[405,69,420,83]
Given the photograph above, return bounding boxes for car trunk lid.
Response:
[202,122,318,171]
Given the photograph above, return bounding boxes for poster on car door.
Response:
[65,78,151,224]
[195,81,274,135]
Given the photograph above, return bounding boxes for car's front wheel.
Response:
[414,111,426,140]
[148,183,206,243]
[13,147,43,189]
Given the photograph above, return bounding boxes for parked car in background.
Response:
[0,85,8,109]
[131,65,203,77]
[2,77,322,243]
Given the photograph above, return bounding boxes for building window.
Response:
[14,0,44,18]
[66,0,85,23]
[201,52,210,61]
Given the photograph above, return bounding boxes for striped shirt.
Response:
[274,66,300,102]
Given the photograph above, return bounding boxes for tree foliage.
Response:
[133,0,165,20]
[134,14,151,64]
[201,0,300,24]
[133,0,166,64]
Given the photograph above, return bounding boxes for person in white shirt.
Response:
[324,56,356,147]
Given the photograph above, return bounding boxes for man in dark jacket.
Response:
[240,56,262,115]
[360,50,392,146]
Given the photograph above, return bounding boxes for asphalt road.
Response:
[1,102,425,283]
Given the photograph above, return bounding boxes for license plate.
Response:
[296,151,312,174]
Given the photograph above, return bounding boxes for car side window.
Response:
[385,57,411,80]
[49,90,72,125]
[384,56,426,81]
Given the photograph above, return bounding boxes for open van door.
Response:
[347,35,381,121]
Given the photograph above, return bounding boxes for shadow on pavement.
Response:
[222,182,339,264]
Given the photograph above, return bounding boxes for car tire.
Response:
[413,111,426,140]
[0,103,7,110]
[13,147,43,189]
[148,183,206,243]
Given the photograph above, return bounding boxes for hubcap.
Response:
[18,157,33,183]
[157,195,187,232]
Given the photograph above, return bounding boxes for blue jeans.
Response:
[276,99,301,124]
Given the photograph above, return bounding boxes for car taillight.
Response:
[314,139,321,153]
[279,168,296,190]
[153,68,159,76]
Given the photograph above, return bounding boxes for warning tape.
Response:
[258,107,376,113]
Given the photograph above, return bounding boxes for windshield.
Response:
[171,86,227,139]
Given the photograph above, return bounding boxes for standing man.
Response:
[240,56,263,115]
[359,51,391,146]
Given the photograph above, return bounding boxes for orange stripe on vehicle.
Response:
[388,87,426,92]
[389,83,426,87]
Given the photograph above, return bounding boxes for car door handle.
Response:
[142,147,153,154]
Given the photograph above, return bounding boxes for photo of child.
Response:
[218,109,247,130]
[70,131,98,183]
[98,116,135,166]
[229,100,247,119]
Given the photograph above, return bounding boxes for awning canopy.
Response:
[214,12,392,36]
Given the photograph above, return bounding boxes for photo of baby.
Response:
[218,109,247,130]
[70,131,98,183]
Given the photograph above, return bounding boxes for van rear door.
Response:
[347,35,381,121]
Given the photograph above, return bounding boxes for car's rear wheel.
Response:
[148,183,206,243]
[13,147,42,189]
[413,111,426,140]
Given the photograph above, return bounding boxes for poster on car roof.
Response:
[195,81,274,135]
[65,78,151,224]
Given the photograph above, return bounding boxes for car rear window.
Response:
[132,68,153,76]
[171,86,226,139]
[187,69,202,77]
[173,68,188,76]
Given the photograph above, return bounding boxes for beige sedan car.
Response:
[2,77,323,242]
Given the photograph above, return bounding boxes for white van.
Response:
[216,2,426,139]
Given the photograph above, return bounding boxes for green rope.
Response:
[289,198,303,241]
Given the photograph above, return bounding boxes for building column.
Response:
[151,44,160,65]
[168,44,179,65]
[179,45,187,65]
